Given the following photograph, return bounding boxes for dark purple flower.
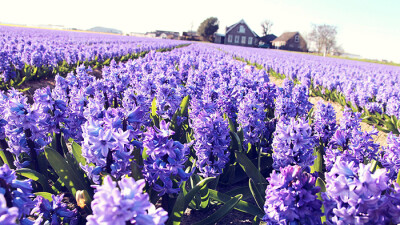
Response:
[142,120,191,195]
[263,165,323,224]
[191,110,231,177]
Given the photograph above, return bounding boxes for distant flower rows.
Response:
[0,25,187,87]
[217,44,400,134]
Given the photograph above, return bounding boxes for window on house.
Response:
[241,36,246,44]
[238,25,245,33]
[228,35,233,43]
[248,37,253,45]
[234,35,240,43]
[295,35,299,42]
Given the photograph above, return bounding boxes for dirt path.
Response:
[269,77,388,146]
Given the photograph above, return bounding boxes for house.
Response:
[214,33,225,44]
[259,34,277,48]
[224,19,259,47]
[145,30,179,39]
[271,32,307,52]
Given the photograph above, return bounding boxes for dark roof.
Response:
[225,19,259,37]
[260,34,277,43]
[272,32,299,42]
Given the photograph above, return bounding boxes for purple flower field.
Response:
[1,26,400,224]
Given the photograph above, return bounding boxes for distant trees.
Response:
[197,17,219,42]
[308,24,338,56]
[261,20,273,36]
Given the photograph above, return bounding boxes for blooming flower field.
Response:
[1,27,400,224]
[0,25,188,89]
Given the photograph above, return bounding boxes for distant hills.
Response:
[87,26,122,34]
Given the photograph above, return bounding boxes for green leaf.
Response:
[150,97,159,127]
[179,95,190,117]
[44,147,91,201]
[192,174,210,209]
[167,177,215,225]
[384,121,397,133]
[316,177,326,193]
[0,150,15,170]
[252,215,261,225]
[229,131,242,152]
[397,120,400,131]
[16,168,52,193]
[228,117,236,133]
[235,151,267,190]
[249,179,265,211]
[397,170,400,186]
[311,145,324,176]
[16,76,27,87]
[224,186,253,200]
[34,192,54,201]
[72,142,86,166]
[193,194,242,225]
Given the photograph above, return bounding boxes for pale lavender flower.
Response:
[87,176,168,225]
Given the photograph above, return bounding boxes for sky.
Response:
[1,0,399,62]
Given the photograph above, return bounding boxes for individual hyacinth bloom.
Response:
[237,90,266,147]
[365,102,383,114]
[263,165,323,225]
[28,194,78,224]
[313,101,337,144]
[381,133,400,179]
[142,120,191,195]
[0,164,35,217]
[324,123,379,171]
[0,194,19,225]
[339,108,362,132]
[87,176,168,225]
[191,110,231,177]
[324,158,400,225]
[292,84,313,117]
[279,78,294,98]
[256,82,277,110]
[272,117,316,169]
[81,113,134,182]
[274,95,297,118]
[386,96,400,119]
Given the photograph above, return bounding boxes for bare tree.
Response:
[308,24,337,56]
[261,20,273,36]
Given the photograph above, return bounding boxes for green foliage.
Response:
[193,194,242,225]
[167,177,215,225]
[197,17,219,42]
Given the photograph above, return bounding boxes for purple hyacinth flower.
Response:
[87,176,168,225]
[263,165,323,224]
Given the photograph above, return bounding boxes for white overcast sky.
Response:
[1,0,399,63]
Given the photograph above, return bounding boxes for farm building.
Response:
[224,19,259,47]
[259,34,277,48]
[145,30,179,39]
[214,33,225,44]
[271,32,307,52]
